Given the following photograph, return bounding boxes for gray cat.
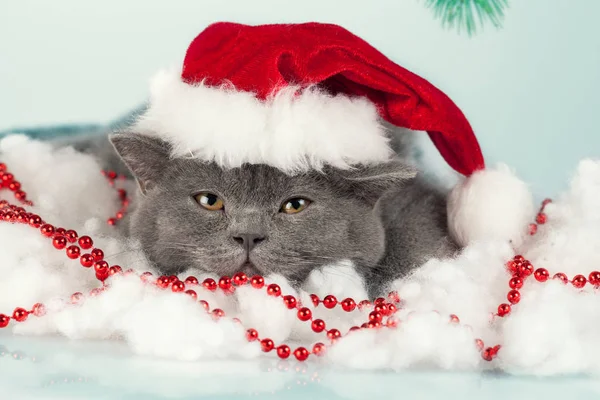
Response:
[64,131,457,298]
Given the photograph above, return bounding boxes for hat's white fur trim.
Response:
[447,164,535,247]
[132,69,394,173]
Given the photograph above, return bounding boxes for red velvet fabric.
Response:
[181,22,485,176]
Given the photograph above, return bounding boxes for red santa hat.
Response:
[133,22,534,247]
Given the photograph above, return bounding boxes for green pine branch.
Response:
[425,0,509,36]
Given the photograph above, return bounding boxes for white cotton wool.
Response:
[236,274,298,343]
[2,135,600,375]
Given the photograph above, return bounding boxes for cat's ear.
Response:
[109,133,171,195]
[331,160,417,206]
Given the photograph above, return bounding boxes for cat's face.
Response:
[111,133,415,284]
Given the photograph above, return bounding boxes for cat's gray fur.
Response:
[61,131,456,298]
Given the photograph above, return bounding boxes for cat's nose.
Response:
[232,233,266,252]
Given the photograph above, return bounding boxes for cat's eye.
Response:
[281,198,310,214]
[194,192,224,211]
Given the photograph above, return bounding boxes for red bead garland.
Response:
[0,164,595,364]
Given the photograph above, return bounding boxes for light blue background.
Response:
[1,1,600,398]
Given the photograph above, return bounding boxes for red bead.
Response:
[140,272,154,282]
[297,307,312,321]
[89,288,103,297]
[588,271,600,286]
[312,342,326,356]
[71,292,84,304]
[65,230,78,242]
[260,338,274,352]
[1,173,13,183]
[171,280,186,292]
[0,163,5,171]
[118,189,127,200]
[311,319,326,333]
[475,338,484,351]
[293,347,309,361]
[199,300,209,310]
[95,266,109,282]
[386,316,399,328]
[536,213,547,224]
[327,329,341,341]
[387,303,397,314]
[283,295,297,309]
[12,308,29,322]
[482,348,494,361]
[266,284,281,297]
[156,276,170,288]
[40,224,55,237]
[509,277,524,289]
[374,304,389,316]
[534,268,549,282]
[322,295,337,309]
[8,181,20,191]
[250,275,264,289]
[492,345,501,356]
[276,345,291,359]
[211,308,225,319]
[497,303,511,317]
[107,218,116,226]
[184,276,198,285]
[218,276,232,291]
[14,190,27,201]
[310,294,320,306]
[232,272,248,285]
[185,290,197,300]
[202,278,217,291]
[109,265,122,275]
[374,297,386,305]
[90,248,104,261]
[514,255,525,263]
[55,227,66,236]
[106,171,117,180]
[16,212,29,223]
[3,211,14,221]
[246,328,258,341]
[529,223,538,235]
[367,321,382,329]
[449,314,460,323]
[518,261,534,277]
[572,274,587,289]
[507,261,517,273]
[28,214,42,228]
[65,245,81,259]
[93,260,108,272]
[507,290,521,304]
[542,198,552,207]
[388,291,401,303]
[369,311,383,322]
[116,211,125,220]
[52,235,67,250]
[32,303,46,317]
[358,300,371,310]
[0,314,10,328]
[78,236,94,250]
[554,272,568,284]
[340,298,356,312]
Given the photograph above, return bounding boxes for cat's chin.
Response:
[239,261,261,277]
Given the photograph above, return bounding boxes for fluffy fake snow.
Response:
[1,134,600,376]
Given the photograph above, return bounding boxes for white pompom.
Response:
[447,164,535,247]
